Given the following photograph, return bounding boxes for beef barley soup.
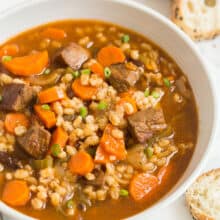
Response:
[0,20,198,220]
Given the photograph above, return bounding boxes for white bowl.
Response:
[0,0,217,219]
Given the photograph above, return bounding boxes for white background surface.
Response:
[0,0,219,219]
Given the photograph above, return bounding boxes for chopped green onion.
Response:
[104,67,111,78]
[41,104,50,110]
[2,55,12,62]
[80,106,88,119]
[81,69,91,75]
[72,71,80,78]
[146,147,153,159]
[144,88,150,97]
[51,144,62,157]
[66,199,74,209]
[44,68,51,75]
[97,101,108,110]
[0,95,2,102]
[151,91,160,99]
[163,78,171,87]
[119,189,129,197]
[121,34,130,43]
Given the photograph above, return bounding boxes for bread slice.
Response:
[185,169,220,220]
[171,0,220,40]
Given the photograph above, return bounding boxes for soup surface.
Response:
[0,20,198,220]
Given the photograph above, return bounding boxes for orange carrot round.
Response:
[100,124,127,160]
[2,180,30,206]
[41,27,67,40]
[5,113,29,134]
[3,51,49,76]
[38,86,66,104]
[90,61,104,78]
[129,173,159,201]
[72,78,97,100]
[0,44,19,57]
[51,127,68,148]
[97,45,125,66]
[68,151,94,175]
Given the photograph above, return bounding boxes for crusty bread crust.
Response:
[171,0,220,40]
[185,169,220,220]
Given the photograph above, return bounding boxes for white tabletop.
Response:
[0,1,220,220]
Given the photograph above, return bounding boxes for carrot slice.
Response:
[118,92,137,115]
[129,173,159,201]
[0,44,19,57]
[94,145,114,164]
[51,127,68,148]
[97,45,125,66]
[34,105,56,128]
[2,51,48,76]
[38,86,66,104]
[72,78,97,100]
[41,27,67,40]
[100,124,127,160]
[68,151,94,175]
[90,61,104,78]
[2,180,30,206]
[4,113,29,134]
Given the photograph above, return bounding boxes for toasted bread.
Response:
[185,169,220,220]
[171,0,220,40]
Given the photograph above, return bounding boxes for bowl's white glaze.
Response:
[0,0,217,219]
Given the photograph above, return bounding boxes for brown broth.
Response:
[0,20,198,220]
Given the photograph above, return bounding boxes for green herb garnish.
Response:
[144,88,150,97]
[72,71,80,78]
[80,106,88,119]
[104,67,111,78]
[121,34,130,43]
[119,189,129,197]
[97,101,108,110]
[81,69,91,75]
[146,147,153,159]
[41,104,50,110]
[151,91,160,99]
[44,68,51,75]
[2,56,12,62]
[66,199,74,209]
[51,144,62,157]
[163,78,171,87]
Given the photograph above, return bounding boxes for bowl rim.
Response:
[0,0,218,219]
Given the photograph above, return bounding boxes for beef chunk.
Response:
[54,42,90,70]
[128,108,167,143]
[0,83,35,111]
[109,64,140,92]
[0,152,19,169]
[17,123,51,159]
[80,169,105,187]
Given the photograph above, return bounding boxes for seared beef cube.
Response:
[128,108,167,143]
[109,64,140,92]
[0,83,35,111]
[54,42,90,70]
[0,152,19,169]
[80,169,105,187]
[17,124,51,159]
